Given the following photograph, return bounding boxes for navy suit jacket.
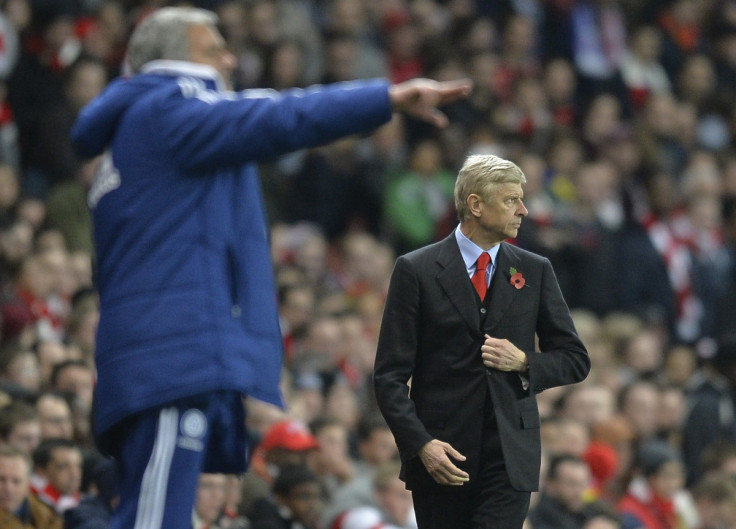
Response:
[374,235,590,491]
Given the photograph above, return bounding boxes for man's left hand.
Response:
[481,335,528,372]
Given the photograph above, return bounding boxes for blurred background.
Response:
[2,1,736,528]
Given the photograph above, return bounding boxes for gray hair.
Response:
[126,7,218,74]
[454,154,526,222]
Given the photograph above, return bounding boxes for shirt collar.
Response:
[139,60,225,91]
[454,225,501,272]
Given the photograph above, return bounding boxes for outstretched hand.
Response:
[389,78,473,128]
[418,439,469,486]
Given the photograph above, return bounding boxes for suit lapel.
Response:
[435,235,480,332]
[485,243,522,330]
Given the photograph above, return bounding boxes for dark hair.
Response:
[692,473,736,504]
[635,440,681,477]
[723,194,736,225]
[546,454,588,481]
[50,359,91,388]
[70,286,97,312]
[700,439,736,475]
[0,340,33,375]
[308,415,343,437]
[356,413,390,442]
[32,438,80,469]
[272,464,319,497]
[0,400,38,439]
[81,450,119,503]
[616,378,660,411]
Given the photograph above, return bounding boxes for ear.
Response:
[467,194,483,218]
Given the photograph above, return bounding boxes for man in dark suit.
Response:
[373,154,590,529]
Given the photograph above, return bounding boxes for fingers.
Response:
[432,455,470,486]
[419,440,470,486]
[481,337,525,372]
[444,443,467,462]
[411,89,450,128]
[482,347,512,371]
[419,80,472,127]
[436,79,473,104]
[429,109,448,128]
[435,466,470,486]
[389,78,473,128]
[483,336,512,352]
[413,106,448,128]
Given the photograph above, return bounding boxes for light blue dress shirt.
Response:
[455,225,501,288]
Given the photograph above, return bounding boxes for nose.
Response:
[518,200,528,217]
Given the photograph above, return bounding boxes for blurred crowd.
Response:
[1,0,736,528]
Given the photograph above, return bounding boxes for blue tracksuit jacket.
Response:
[71,61,393,440]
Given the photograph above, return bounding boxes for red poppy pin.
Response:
[509,267,526,289]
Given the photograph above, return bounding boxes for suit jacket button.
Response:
[480,308,486,314]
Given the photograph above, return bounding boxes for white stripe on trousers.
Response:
[134,407,179,529]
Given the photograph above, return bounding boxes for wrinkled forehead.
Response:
[487,181,525,200]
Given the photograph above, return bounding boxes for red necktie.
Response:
[472,252,491,301]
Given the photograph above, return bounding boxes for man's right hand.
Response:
[418,439,470,486]
[388,78,473,128]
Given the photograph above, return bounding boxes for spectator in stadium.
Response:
[617,440,696,529]
[0,444,62,529]
[309,415,356,500]
[63,455,119,529]
[0,340,41,394]
[240,419,319,517]
[383,139,456,253]
[35,392,73,441]
[330,460,416,529]
[0,399,41,455]
[690,473,736,529]
[322,414,398,527]
[48,359,93,444]
[527,454,596,529]
[30,437,83,514]
[618,379,662,443]
[249,464,323,529]
[191,473,244,529]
